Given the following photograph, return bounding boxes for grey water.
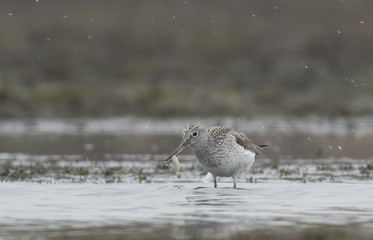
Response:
[1,116,373,239]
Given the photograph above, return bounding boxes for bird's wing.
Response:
[208,126,232,138]
[230,130,264,155]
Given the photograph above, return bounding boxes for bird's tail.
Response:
[254,144,268,155]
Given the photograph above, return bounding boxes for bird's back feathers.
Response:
[208,126,265,155]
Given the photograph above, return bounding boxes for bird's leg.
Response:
[232,176,237,189]
[214,175,217,188]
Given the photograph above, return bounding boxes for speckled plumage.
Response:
[164,123,267,188]
[208,126,264,155]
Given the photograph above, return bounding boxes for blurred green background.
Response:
[1,0,373,118]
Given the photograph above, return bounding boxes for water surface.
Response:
[1,117,373,239]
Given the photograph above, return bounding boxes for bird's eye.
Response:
[192,132,198,137]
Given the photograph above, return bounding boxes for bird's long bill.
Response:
[163,139,189,166]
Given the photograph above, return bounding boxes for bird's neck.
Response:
[190,135,211,153]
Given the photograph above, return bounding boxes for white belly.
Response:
[195,144,256,177]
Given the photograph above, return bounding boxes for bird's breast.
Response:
[192,143,256,177]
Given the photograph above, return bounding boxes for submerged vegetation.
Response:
[1,1,373,117]
[1,156,372,184]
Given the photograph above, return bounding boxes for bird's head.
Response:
[163,123,208,166]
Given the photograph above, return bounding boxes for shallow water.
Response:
[1,181,373,239]
[0,182,373,237]
[1,117,373,239]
